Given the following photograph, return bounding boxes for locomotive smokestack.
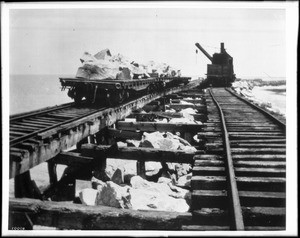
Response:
[221,43,225,53]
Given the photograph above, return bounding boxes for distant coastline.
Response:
[237,77,286,87]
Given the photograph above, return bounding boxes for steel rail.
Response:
[226,88,286,131]
[10,102,76,121]
[209,88,245,230]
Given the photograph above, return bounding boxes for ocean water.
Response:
[9,74,73,115]
[251,85,286,116]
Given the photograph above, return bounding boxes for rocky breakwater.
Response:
[78,130,197,213]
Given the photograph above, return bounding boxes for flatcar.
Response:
[195,42,236,87]
[60,76,191,106]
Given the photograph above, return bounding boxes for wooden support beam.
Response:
[117,121,203,133]
[53,151,94,166]
[80,144,196,164]
[42,165,92,201]
[129,112,207,122]
[76,137,88,150]
[137,161,146,178]
[107,128,142,140]
[167,104,206,111]
[130,112,183,121]
[14,171,34,198]
[9,198,192,230]
[14,171,42,199]
[47,160,58,185]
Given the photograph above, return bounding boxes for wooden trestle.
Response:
[8,84,286,231]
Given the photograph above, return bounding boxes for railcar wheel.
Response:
[73,87,83,104]
[107,90,126,106]
[147,84,155,94]
[85,85,95,104]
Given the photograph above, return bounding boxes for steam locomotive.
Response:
[195,42,236,87]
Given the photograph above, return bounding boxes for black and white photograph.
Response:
[1,1,298,236]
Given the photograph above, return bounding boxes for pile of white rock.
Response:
[78,130,196,212]
[76,48,181,80]
[231,80,276,114]
[113,131,195,185]
[79,175,190,213]
[164,104,202,125]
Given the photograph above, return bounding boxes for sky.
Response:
[7,3,289,79]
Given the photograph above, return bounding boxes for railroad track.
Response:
[186,87,286,230]
[10,102,106,148]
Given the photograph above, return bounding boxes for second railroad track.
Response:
[186,87,286,230]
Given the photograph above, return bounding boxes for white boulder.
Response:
[177,173,192,187]
[111,168,124,185]
[97,181,131,209]
[79,188,99,206]
[129,176,190,212]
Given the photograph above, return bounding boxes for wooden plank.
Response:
[230,143,286,148]
[117,121,203,132]
[22,119,55,126]
[107,128,142,140]
[192,208,229,226]
[194,160,224,167]
[227,128,282,132]
[182,225,230,230]
[193,154,223,160]
[10,124,35,130]
[237,177,286,192]
[81,144,195,163]
[192,190,285,209]
[168,104,206,111]
[229,132,284,136]
[192,176,286,192]
[229,135,286,140]
[182,225,285,231]
[231,148,286,154]
[10,131,28,136]
[230,139,286,144]
[181,99,205,104]
[130,112,184,119]
[10,124,40,131]
[15,143,37,152]
[193,166,225,176]
[27,118,63,124]
[53,152,94,166]
[234,167,285,177]
[239,191,285,207]
[232,154,286,161]
[233,161,286,168]
[192,190,227,209]
[242,207,285,227]
[9,127,34,133]
[191,176,227,190]
[9,198,192,230]
[14,122,46,128]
